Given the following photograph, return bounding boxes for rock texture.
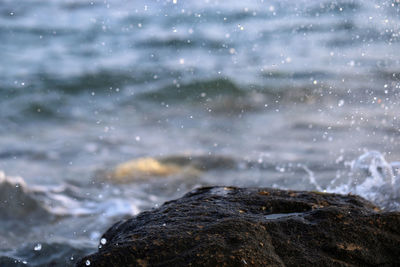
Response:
[76,186,400,267]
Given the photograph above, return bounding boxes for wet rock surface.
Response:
[77,186,400,267]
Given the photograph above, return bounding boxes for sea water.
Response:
[0,0,399,265]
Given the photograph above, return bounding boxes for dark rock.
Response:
[0,173,53,223]
[76,186,400,267]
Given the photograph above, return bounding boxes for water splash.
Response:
[298,163,322,192]
[327,151,400,210]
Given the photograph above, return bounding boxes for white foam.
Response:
[0,171,27,188]
[0,170,141,220]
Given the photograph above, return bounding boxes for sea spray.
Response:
[326,151,400,210]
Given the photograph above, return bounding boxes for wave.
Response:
[0,242,93,267]
[137,78,245,102]
[0,69,177,97]
[1,67,397,126]
[306,1,360,17]
[0,171,138,224]
[326,28,400,47]
[137,37,225,49]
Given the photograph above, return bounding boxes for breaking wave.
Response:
[0,171,140,223]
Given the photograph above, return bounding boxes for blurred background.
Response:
[0,0,400,265]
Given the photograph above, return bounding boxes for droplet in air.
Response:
[86,260,91,266]
[338,99,344,107]
[34,243,42,251]
[100,238,107,245]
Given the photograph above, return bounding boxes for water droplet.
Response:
[34,243,42,251]
[100,238,107,245]
[86,260,91,266]
[338,99,344,107]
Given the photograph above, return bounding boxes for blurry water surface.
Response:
[1,0,400,265]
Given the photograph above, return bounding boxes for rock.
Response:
[112,157,186,181]
[76,186,400,266]
[106,155,236,183]
[0,171,53,222]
